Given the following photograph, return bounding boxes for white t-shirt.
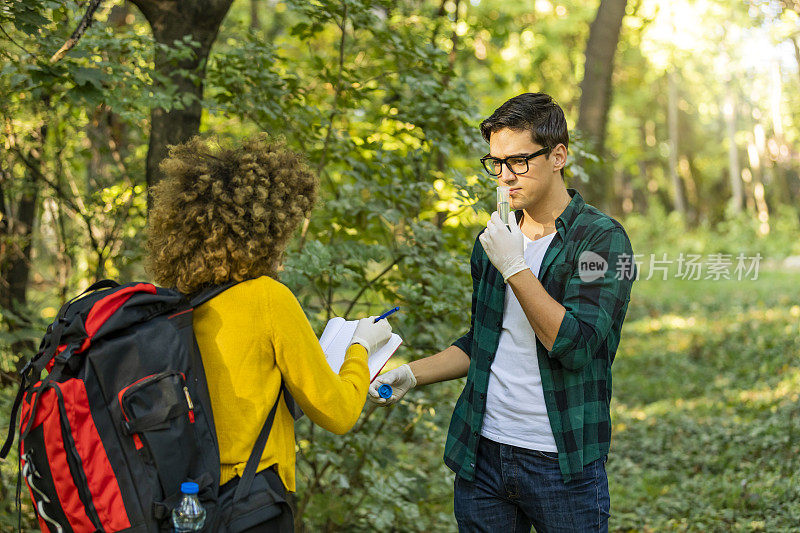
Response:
[480,231,558,451]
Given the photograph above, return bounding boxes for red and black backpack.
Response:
[0,279,294,532]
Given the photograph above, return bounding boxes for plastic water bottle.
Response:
[172,482,206,532]
[378,384,393,399]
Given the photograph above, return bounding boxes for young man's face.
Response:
[487,128,566,212]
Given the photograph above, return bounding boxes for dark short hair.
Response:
[480,93,569,176]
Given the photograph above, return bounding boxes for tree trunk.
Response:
[575,0,627,208]
[666,69,686,215]
[250,0,261,31]
[108,1,131,26]
[750,165,770,236]
[0,126,45,315]
[635,119,651,214]
[724,91,743,213]
[0,124,46,375]
[130,0,234,207]
[0,189,38,318]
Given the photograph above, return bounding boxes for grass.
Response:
[1,271,798,531]
[609,270,800,532]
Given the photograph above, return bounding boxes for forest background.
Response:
[2,0,800,531]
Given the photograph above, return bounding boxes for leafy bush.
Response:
[623,203,800,262]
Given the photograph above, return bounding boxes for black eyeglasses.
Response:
[480,147,550,177]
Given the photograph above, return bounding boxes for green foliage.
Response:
[2,0,800,531]
[623,202,800,263]
[293,382,461,531]
[1,2,196,117]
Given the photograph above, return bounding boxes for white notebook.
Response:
[319,317,402,382]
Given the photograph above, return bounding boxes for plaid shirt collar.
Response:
[536,188,585,281]
[555,188,585,236]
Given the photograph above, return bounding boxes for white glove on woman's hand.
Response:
[349,316,392,356]
[478,211,528,282]
[368,364,417,405]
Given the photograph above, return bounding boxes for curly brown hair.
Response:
[145,134,318,293]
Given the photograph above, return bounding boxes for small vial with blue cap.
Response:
[378,384,393,400]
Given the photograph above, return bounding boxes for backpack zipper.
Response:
[183,386,195,423]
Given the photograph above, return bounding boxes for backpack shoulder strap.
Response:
[189,281,239,308]
[233,383,293,502]
[0,378,27,459]
[191,280,304,499]
[1,279,121,459]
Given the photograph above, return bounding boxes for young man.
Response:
[369,93,635,532]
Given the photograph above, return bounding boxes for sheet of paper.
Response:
[367,334,402,381]
[320,317,356,375]
[319,317,402,382]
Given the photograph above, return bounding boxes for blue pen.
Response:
[374,307,400,322]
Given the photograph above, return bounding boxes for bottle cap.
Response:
[181,482,199,495]
[378,384,393,399]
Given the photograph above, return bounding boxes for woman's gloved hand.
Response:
[349,316,392,356]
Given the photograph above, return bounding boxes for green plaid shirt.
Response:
[446,189,635,482]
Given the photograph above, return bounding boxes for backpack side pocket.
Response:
[118,371,198,500]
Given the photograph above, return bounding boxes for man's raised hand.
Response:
[478,211,529,282]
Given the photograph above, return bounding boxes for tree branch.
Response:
[0,23,37,59]
[11,146,82,214]
[315,1,349,182]
[441,189,492,225]
[329,407,394,522]
[342,254,406,319]
[50,0,106,63]
[299,0,349,252]
[12,144,106,268]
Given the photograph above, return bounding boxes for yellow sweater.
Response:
[193,276,369,492]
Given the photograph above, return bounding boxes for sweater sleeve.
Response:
[267,281,369,435]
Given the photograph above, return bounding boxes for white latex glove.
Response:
[478,211,528,282]
[349,316,392,356]
[368,364,417,405]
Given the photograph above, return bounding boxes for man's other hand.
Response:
[368,364,417,406]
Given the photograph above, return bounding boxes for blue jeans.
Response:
[453,437,610,533]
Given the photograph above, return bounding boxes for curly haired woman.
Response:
[145,134,391,530]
